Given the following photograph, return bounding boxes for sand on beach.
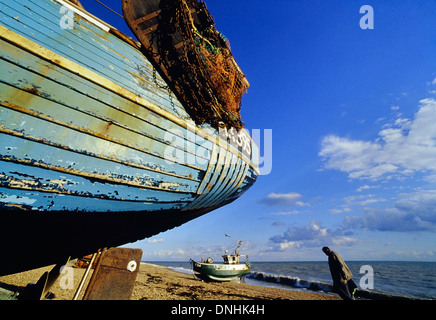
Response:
[0,262,339,300]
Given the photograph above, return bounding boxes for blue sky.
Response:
[85,1,436,261]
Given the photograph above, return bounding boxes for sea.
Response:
[147,261,436,300]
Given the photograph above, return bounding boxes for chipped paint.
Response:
[158,182,181,191]
[0,194,37,205]
[0,22,257,171]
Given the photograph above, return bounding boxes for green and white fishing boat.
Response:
[191,241,251,282]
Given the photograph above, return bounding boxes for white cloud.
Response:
[341,189,436,232]
[269,221,357,251]
[332,237,356,246]
[142,248,188,260]
[356,185,379,192]
[343,194,386,206]
[329,207,352,214]
[261,192,308,207]
[273,210,300,216]
[319,98,436,181]
[278,241,299,250]
[357,197,386,206]
[146,238,164,244]
[329,208,344,214]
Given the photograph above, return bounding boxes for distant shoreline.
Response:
[132,263,340,300]
[1,261,429,300]
[148,261,430,300]
[0,262,339,300]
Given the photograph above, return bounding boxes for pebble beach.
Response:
[0,262,339,300]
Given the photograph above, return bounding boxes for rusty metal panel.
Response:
[83,248,142,300]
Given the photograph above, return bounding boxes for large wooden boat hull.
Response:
[0,0,258,275]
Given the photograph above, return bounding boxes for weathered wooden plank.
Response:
[0,185,187,212]
[1,0,187,116]
[0,75,209,172]
[0,134,199,193]
[0,161,195,203]
[226,166,255,202]
[0,164,193,200]
[3,1,133,86]
[0,107,203,185]
[0,37,214,158]
[2,3,121,80]
[207,154,242,207]
[216,159,248,204]
[194,151,246,209]
[195,150,233,208]
[185,145,228,209]
[0,119,198,191]
[194,143,218,195]
[0,21,255,169]
[0,43,212,171]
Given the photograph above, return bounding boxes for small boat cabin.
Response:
[222,254,240,265]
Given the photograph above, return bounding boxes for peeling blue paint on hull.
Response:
[0,0,258,275]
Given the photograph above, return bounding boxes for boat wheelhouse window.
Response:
[222,255,239,264]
